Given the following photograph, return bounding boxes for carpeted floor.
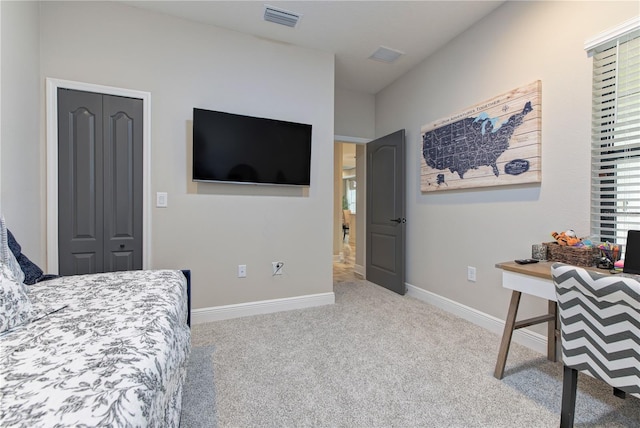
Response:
[183,278,640,427]
[180,345,217,427]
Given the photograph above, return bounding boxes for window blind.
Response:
[589,21,640,249]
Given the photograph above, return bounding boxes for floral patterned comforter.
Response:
[0,270,191,427]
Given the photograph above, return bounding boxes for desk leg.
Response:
[548,301,557,362]
[494,290,521,379]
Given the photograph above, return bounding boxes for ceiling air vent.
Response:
[264,5,301,28]
[369,46,404,64]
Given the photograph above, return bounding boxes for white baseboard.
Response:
[192,292,335,324]
[406,283,547,355]
[354,263,365,279]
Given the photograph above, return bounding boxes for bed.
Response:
[1,219,191,427]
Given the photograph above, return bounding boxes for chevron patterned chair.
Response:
[552,263,640,427]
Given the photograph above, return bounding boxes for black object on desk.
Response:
[515,258,539,265]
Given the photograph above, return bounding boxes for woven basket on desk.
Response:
[545,242,598,267]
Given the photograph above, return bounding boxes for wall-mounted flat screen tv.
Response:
[193,108,312,186]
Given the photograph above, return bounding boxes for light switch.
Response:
[156,192,168,208]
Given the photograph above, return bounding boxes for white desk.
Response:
[501,270,557,301]
[493,261,614,379]
[494,261,559,379]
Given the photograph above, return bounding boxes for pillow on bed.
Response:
[7,229,43,285]
[5,235,25,285]
[1,216,34,333]
[1,263,34,333]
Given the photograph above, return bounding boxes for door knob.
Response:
[390,218,406,223]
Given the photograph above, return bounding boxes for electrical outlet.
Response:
[467,266,477,282]
[272,261,284,275]
[238,264,247,278]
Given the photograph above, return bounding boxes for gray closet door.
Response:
[58,89,143,275]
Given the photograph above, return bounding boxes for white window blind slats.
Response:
[590,215,640,225]
[592,91,639,106]
[592,168,640,177]
[591,133,640,146]
[592,106,640,124]
[590,126,640,142]
[591,180,640,190]
[591,139,640,151]
[593,87,639,102]
[591,194,640,203]
[591,226,640,238]
[591,180,640,192]
[590,28,640,249]
[591,210,640,219]
[592,207,640,216]
[593,45,640,66]
[594,204,640,212]
[591,155,640,167]
[591,141,640,158]
[618,76,640,95]
[592,61,616,77]
[616,98,640,112]
[591,176,640,186]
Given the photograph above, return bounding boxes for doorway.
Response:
[333,131,406,295]
[333,139,366,282]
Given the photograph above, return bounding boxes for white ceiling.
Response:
[123,1,504,95]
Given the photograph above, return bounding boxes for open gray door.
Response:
[366,130,406,294]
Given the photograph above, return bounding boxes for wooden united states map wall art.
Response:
[420,81,541,192]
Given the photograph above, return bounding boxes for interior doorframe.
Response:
[334,134,371,278]
[45,78,152,274]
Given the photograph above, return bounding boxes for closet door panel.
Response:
[103,95,143,272]
[58,89,104,276]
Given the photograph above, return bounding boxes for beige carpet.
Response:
[186,276,640,427]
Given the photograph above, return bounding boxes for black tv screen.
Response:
[193,108,312,186]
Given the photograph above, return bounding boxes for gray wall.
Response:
[334,87,375,139]
[375,1,639,331]
[0,1,42,261]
